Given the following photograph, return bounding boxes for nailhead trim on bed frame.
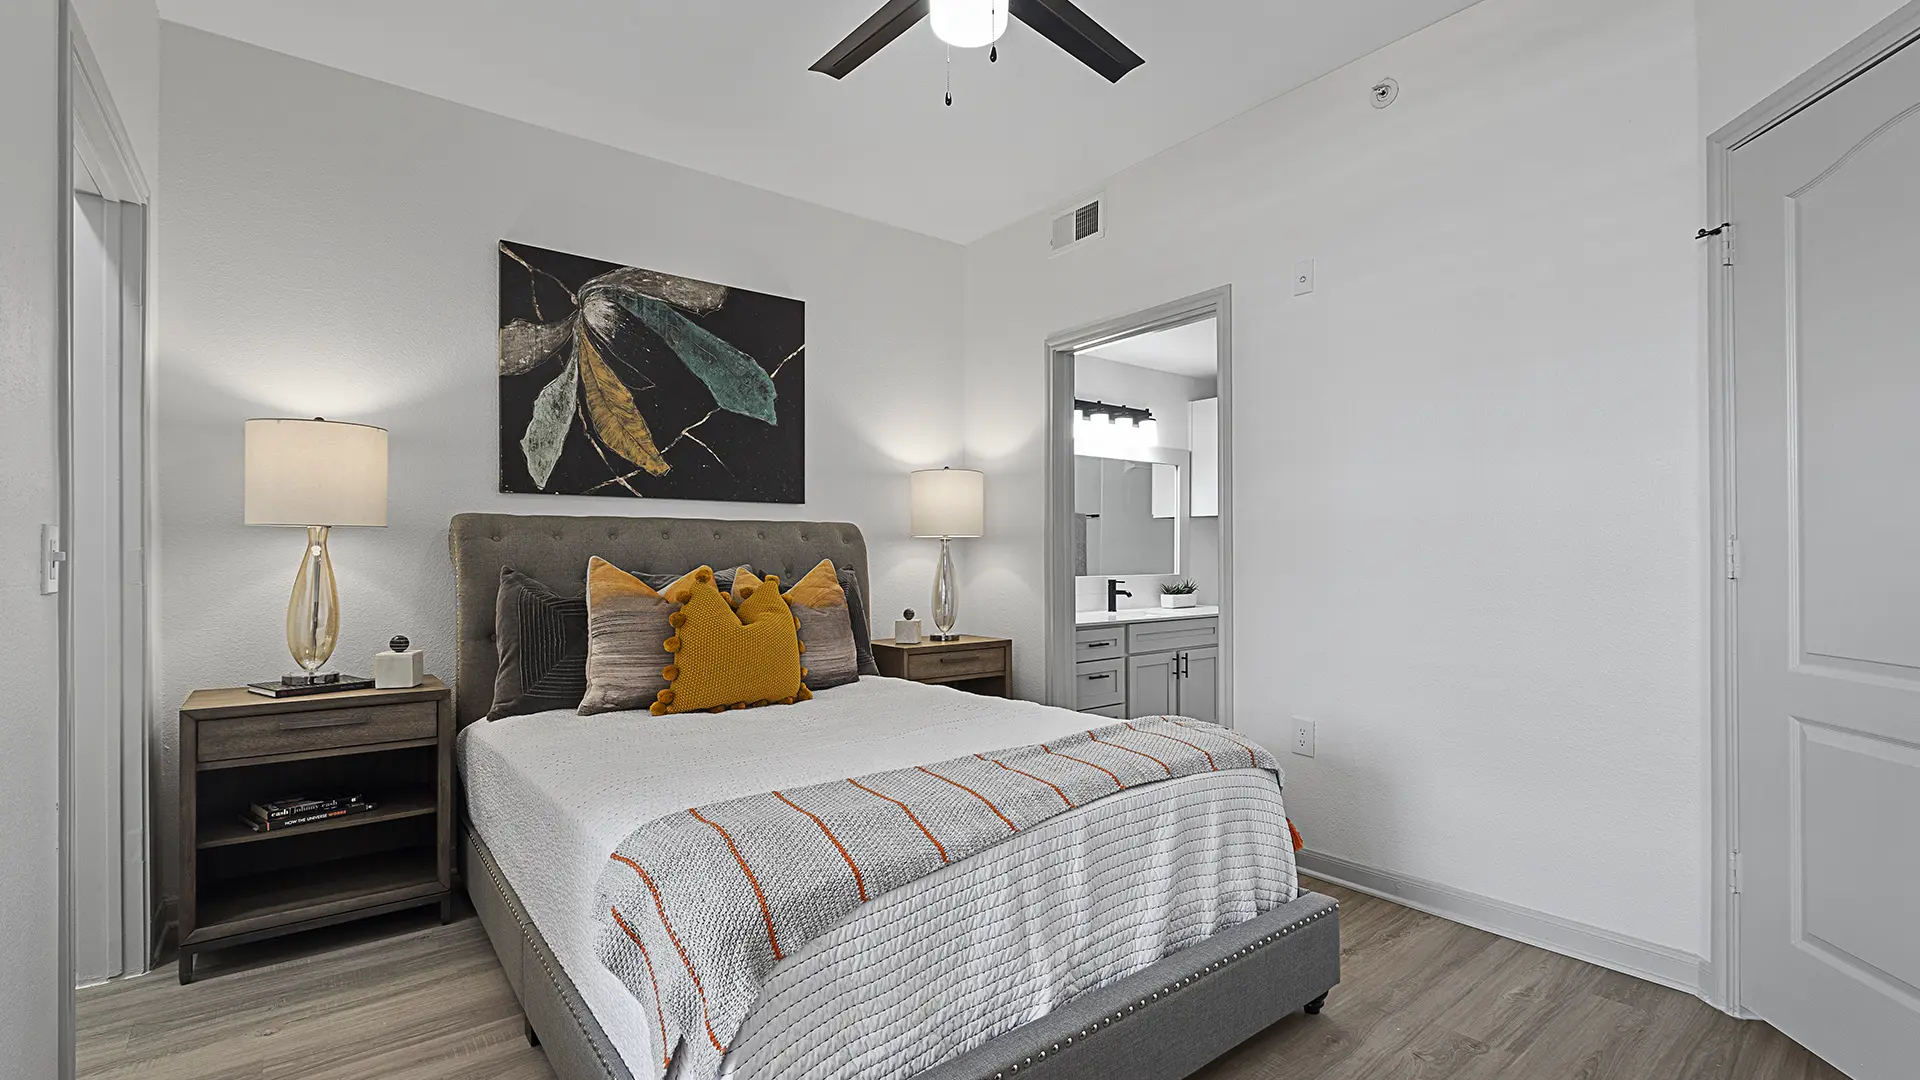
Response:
[981,904,1338,1079]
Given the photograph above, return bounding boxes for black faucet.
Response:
[1107,579,1132,612]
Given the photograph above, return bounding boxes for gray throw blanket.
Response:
[594,717,1279,1080]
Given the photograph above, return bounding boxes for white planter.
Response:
[1160,594,1199,609]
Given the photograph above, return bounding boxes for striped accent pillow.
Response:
[487,568,589,720]
[734,561,860,690]
[580,560,752,715]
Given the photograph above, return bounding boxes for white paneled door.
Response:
[1730,32,1920,1080]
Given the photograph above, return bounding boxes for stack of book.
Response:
[242,793,377,833]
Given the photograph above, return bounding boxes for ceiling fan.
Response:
[811,0,1143,84]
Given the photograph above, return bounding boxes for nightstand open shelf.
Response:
[191,848,443,943]
[195,789,438,849]
[178,678,454,983]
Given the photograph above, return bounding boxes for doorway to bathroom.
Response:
[1043,290,1231,726]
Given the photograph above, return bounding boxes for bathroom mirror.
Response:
[1074,454,1186,576]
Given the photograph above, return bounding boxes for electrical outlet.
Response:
[1292,718,1316,758]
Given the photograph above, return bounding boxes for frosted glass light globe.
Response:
[930,0,1009,49]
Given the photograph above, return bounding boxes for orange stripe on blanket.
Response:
[774,790,869,901]
[847,779,949,863]
[917,765,1018,833]
[1089,730,1173,776]
[1042,743,1123,789]
[1173,718,1259,768]
[609,906,674,1071]
[609,852,728,1053]
[689,808,783,961]
[977,753,1076,809]
[1126,721,1217,770]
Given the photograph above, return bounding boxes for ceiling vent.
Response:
[1050,195,1104,256]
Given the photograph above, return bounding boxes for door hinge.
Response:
[1728,851,1742,894]
[1697,222,1734,266]
[1725,536,1742,580]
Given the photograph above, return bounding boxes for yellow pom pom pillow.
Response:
[653,567,811,715]
[732,561,861,690]
[579,559,747,715]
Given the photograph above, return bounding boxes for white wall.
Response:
[71,0,160,178]
[0,1,65,1072]
[962,0,1705,956]
[1696,0,1912,133]
[156,25,964,897]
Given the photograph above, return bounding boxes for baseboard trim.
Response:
[1296,850,1704,997]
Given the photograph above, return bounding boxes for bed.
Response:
[449,513,1339,1080]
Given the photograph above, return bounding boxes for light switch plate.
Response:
[1293,259,1316,296]
[1292,718,1316,757]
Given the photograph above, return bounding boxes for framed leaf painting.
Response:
[498,241,804,502]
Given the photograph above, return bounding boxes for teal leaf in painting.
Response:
[613,292,778,425]
[521,350,578,490]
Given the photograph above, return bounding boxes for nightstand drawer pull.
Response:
[1086,641,1115,648]
[1085,672,1113,681]
[281,714,371,731]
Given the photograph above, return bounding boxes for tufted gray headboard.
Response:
[449,513,869,728]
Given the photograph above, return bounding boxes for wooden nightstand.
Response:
[176,678,454,983]
[871,636,1012,697]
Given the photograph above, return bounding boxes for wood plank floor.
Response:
[78,877,1847,1080]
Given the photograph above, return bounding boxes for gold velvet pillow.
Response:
[733,561,860,690]
[652,567,811,715]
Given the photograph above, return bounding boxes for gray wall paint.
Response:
[0,0,65,1073]
[155,25,965,899]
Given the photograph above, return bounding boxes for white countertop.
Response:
[1075,604,1221,626]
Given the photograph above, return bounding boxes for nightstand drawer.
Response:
[197,701,437,763]
[906,646,1006,681]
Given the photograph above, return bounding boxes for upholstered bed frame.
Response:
[448,512,1340,1080]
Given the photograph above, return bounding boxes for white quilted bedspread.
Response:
[458,677,1296,1080]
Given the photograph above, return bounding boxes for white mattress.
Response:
[458,677,1296,1080]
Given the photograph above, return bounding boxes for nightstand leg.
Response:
[178,951,194,985]
[440,897,453,925]
[524,1016,541,1047]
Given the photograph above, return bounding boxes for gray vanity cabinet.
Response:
[1125,644,1217,722]
[1075,615,1219,721]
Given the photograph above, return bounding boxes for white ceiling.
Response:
[158,0,1480,243]
[1083,319,1216,378]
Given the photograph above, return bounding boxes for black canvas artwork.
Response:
[498,241,804,503]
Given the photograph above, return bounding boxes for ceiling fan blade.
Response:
[810,0,931,79]
[1007,0,1143,83]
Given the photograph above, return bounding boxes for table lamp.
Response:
[909,467,984,641]
[245,418,389,687]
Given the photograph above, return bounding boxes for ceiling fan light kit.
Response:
[931,0,1009,50]
[811,0,1143,89]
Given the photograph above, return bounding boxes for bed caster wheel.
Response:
[524,1017,541,1047]
[1304,993,1328,1016]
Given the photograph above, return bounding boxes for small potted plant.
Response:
[1161,580,1200,609]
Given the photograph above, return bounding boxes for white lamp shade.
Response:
[244,418,389,527]
[910,468,985,538]
[930,0,1009,49]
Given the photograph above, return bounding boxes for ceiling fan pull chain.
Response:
[945,45,953,106]
[990,1,998,62]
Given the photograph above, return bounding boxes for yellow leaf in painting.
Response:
[578,326,670,476]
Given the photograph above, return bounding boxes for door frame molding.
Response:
[1704,0,1920,1017]
[1042,287,1233,720]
